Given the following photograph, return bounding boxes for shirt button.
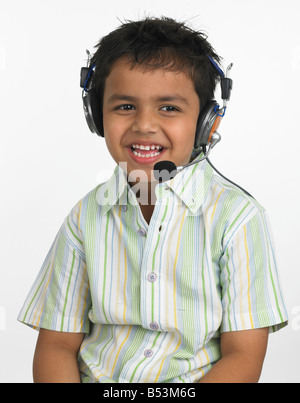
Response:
[147,273,157,282]
[144,349,153,358]
[138,228,146,237]
[149,322,159,330]
[121,205,128,212]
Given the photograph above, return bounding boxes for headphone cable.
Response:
[206,157,255,200]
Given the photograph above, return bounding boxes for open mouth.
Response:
[127,144,166,164]
[130,144,164,158]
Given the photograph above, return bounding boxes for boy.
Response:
[18,17,288,383]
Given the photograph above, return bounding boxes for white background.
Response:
[1,0,299,383]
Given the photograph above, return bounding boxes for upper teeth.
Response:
[131,144,162,150]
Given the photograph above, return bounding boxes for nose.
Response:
[131,109,159,135]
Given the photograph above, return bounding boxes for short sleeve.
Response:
[220,209,288,334]
[18,202,91,333]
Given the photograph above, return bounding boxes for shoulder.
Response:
[69,184,102,216]
[203,173,268,249]
[210,172,264,211]
[66,182,108,236]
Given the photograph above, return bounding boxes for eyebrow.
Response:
[107,93,190,105]
[158,95,189,105]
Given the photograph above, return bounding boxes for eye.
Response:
[161,105,180,112]
[115,104,135,111]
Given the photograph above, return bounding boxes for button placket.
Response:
[139,196,171,334]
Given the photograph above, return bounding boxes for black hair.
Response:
[90,16,222,111]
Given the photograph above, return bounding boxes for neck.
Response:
[128,178,158,206]
[128,179,157,225]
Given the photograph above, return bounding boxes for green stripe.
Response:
[102,214,110,324]
[225,248,232,331]
[180,216,195,353]
[60,249,76,331]
[125,204,141,324]
[261,213,284,322]
[119,327,147,374]
[67,216,83,245]
[210,190,238,261]
[45,234,66,327]
[201,228,209,344]
[95,326,115,368]
[22,262,51,323]
[249,216,268,325]
[224,201,250,237]
[151,233,160,322]
[151,200,169,322]
[129,332,161,382]
[179,161,198,195]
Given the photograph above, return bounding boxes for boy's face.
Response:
[102,58,200,186]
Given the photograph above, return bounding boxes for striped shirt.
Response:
[18,158,288,383]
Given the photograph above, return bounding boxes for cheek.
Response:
[171,119,196,148]
[104,137,116,161]
[103,116,125,152]
[103,114,122,136]
[102,126,121,159]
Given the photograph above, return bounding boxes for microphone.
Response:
[153,160,177,182]
[153,132,255,199]
[153,132,221,182]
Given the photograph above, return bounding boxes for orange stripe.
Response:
[236,233,245,329]
[110,326,132,377]
[34,260,55,328]
[154,334,182,383]
[210,189,224,224]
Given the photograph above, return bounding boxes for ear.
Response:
[194,101,221,149]
[82,88,104,137]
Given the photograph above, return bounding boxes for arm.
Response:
[33,328,85,383]
[199,327,269,383]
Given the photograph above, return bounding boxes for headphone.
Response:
[80,51,233,152]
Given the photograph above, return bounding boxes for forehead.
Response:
[103,58,198,101]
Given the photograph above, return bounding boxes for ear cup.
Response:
[194,101,222,149]
[82,88,104,137]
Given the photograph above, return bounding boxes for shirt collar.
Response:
[96,164,130,216]
[96,154,213,216]
[156,154,214,214]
